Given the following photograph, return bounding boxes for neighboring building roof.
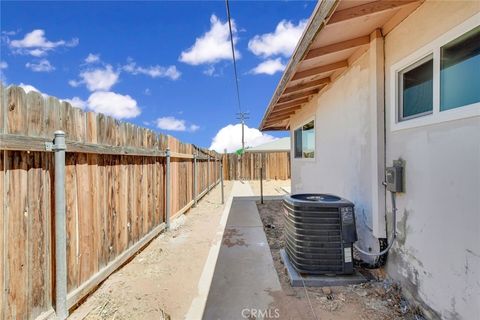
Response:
[259,0,423,131]
[246,137,290,153]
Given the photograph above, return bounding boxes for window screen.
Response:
[399,56,433,120]
[440,26,480,111]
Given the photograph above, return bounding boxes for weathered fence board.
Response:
[222,151,290,180]
[0,85,221,320]
[0,151,4,319]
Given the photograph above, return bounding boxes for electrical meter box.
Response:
[386,164,403,193]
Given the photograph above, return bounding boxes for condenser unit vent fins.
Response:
[283,194,358,275]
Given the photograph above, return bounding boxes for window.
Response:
[440,26,480,111]
[391,15,480,130]
[399,55,433,120]
[294,127,302,158]
[294,120,315,159]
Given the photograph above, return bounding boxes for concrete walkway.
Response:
[203,182,282,320]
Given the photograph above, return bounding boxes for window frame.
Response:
[398,54,434,121]
[292,118,316,161]
[390,13,480,132]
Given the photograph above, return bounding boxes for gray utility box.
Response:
[386,165,404,193]
[283,194,357,275]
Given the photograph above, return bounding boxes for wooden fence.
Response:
[222,151,290,180]
[0,85,221,320]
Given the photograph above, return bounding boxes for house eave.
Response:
[259,0,340,132]
[259,0,424,132]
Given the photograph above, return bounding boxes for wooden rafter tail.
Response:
[269,107,301,118]
[266,112,293,122]
[275,98,310,110]
[267,112,295,123]
[277,89,319,104]
[291,60,348,81]
[283,77,330,94]
[328,0,420,25]
[280,88,319,99]
[304,36,370,60]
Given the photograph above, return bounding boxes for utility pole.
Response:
[236,111,249,181]
[236,111,249,151]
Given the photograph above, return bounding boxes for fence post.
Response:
[207,155,210,192]
[193,152,197,207]
[224,149,227,181]
[165,148,171,229]
[260,167,264,204]
[260,153,264,204]
[217,157,220,184]
[53,130,68,320]
[220,159,224,204]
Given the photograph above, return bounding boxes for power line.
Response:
[225,0,242,113]
[225,0,249,155]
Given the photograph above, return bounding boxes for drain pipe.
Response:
[354,190,397,257]
[355,158,404,264]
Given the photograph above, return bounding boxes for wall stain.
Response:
[387,249,441,320]
[396,208,411,246]
[443,297,461,320]
[466,248,480,259]
[222,228,248,247]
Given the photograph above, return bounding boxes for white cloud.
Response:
[70,65,119,91]
[203,65,215,76]
[63,97,87,110]
[81,65,119,91]
[179,14,239,66]
[87,91,140,119]
[14,83,138,119]
[25,59,55,72]
[144,88,151,95]
[250,58,285,75]
[155,116,199,132]
[2,30,17,36]
[123,59,180,80]
[18,83,48,98]
[85,53,100,64]
[209,123,278,153]
[68,79,81,87]
[28,49,47,57]
[9,29,78,56]
[248,20,307,58]
[0,61,7,69]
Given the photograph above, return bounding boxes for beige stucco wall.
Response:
[384,1,480,319]
[289,49,382,260]
[289,1,479,319]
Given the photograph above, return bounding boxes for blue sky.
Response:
[0,1,314,151]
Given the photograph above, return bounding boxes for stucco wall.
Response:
[384,2,480,319]
[289,50,381,258]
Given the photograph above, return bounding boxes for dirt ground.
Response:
[247,179,290,196]
[69,182,233,320]
[256,200,425,320]
[68,179,424,320]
